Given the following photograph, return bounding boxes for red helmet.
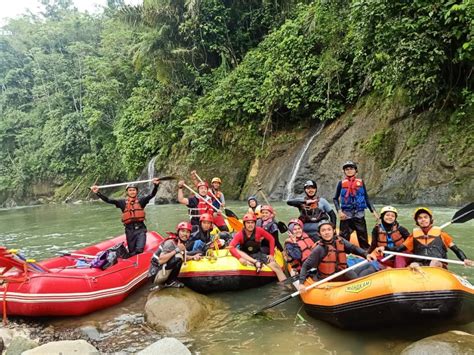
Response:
[199,213,214,223]
[242,213,257,222]
[288,218,303,229]
[260,205,274,214]
[197,181,208,188]
[176,221,192,232]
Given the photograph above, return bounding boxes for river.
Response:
[0,202,472,354]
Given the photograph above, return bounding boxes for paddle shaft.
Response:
[383,251,465,265]
[60,252,95,259]
[255,255,394,313]
[183,183,221,215]
[96,179,154,189]
[194,172,223,208]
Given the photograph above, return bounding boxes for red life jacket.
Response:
[121,198,145,224]
[317,237,347,278]
[376,224,404,247]
[189,195,214,219]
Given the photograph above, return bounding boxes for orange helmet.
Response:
[242,213,257,222]
[176,221,192,232]
[199,213,214,223]
[260,205,274,215]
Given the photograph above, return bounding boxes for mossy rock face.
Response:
[401,330,474,355]
[144,288,218,334]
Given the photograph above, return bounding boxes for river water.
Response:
[0,202,473,354]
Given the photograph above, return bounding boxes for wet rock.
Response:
[0,328,14,347]
[401,330,474,355]
[0,337,4,353]
[4,336,38,355]
[22,339,99,355]
[137,337,190,355]
[79,325,101,341]
[144,288,215,333]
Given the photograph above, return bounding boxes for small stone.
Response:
[79,326,101,341]
[137,337,190,355]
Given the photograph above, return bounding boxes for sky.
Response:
[0,0,141,26]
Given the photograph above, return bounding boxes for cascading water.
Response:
[285,124,324,200]
[147,156,158,204]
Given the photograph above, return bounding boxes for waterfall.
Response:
[147,156,158,204]
[285,124,325,200]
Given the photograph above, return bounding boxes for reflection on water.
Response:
[0,202,473,353]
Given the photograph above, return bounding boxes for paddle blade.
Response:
[157,175,177,181]
[253,293,293,316]
[277,221,288,233]
[452,202,474,224]
[224,209,240,219]
[227,216,243,232]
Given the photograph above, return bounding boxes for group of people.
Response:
[90,160,472,291]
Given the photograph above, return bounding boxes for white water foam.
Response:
[285,124,324,199]
[147,156,158,204]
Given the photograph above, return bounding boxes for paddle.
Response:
[383,251,469,266]
[224,208,239,219]
[439,202,473,228]
[194,172,223,208]
[59,252,95,259]
[95,176,176,189]
[277,221,288,233]
[182,184,243,231]
[253,254,394,315]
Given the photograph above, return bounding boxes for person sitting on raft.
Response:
[91,178,160,258]
[257,205,283,251]
[284,218,315,275]
[149,221,201,289]
[376,207,473,268]
[333,161,378,250]
[287,179,336,242]
[229,213,287,281]
[247,196,262,218]
[368,206,410,268]
[188,213,215,254]
[177,179,215,227]
[298,220,378,290]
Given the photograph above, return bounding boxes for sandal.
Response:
[254,261,262,274]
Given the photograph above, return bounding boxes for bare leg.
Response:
[267,261,287,281]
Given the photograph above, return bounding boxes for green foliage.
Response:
[0,0,472,202]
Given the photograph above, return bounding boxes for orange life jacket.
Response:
[376,224,404,248]
[121,198,145,224]
[412,226,447,262]
[317,237,347,278]
[289,234,315,271]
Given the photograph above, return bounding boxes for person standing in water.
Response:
[91,178,160,257]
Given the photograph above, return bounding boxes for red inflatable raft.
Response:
[0,231,163,317]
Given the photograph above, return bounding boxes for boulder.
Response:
[137,337,190,355]
[4,336,37,355]
[0,328,14,347]
[144,288,216,333]
[401,330,474,355]
[22,340,99,355]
